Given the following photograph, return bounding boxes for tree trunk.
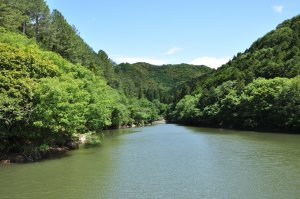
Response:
[22,21,26,34]
[35,16,39,39]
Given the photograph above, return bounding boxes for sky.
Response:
[45,0,300,68]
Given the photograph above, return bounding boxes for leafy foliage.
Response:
[170,77,300,132]
[0,31,162,154]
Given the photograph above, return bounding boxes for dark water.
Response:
[1,124,300,199]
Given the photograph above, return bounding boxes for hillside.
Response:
[114,62,212,103]
[173,15,300,101]
[169,15,300,132]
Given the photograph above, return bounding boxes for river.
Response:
[0,124,300,199]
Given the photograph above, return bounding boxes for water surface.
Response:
[1,124,300,199]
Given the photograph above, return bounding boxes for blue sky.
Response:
[46,0,300,68]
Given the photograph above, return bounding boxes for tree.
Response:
[98,50,119,87]
[43,10,74,58]
[0,0,24,31]
[171,95,200,123]
[24,0,50,39]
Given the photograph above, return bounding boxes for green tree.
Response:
[171,95,200,123]
[98,50,118,87]
[23,0,50,39]
[0,0,24,31]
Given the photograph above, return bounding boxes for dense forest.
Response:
[0,0,299,161]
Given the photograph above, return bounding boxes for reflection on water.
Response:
[1,124,300,199]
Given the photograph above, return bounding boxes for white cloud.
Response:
[115,57,167,65]
[273,5,284,13]
[166,47,182,55]
[190,56,230,69]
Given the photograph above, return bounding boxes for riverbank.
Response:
[152,119,166,124]
[167,120,299,134]
[0,146,69,164]
[1,120,166,164]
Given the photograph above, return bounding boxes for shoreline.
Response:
[167,120,299,134]
[1,120,297,164]
[0,120,166,164]
[0,146,69,164]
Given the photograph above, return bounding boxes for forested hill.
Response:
[113,62,212,103]
[169,15,300,132]
[172,15,300,101]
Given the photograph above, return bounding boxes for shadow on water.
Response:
[180,124,300,144]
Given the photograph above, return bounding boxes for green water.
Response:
[1,124,300,199]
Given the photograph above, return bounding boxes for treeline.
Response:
[169,77,299,132]
[168,15,300,132]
